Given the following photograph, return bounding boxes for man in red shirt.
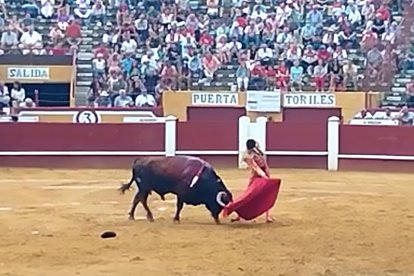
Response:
[66,18,81,48]
[93,42,109,59]
[199,30,213,48]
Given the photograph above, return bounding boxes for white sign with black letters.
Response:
[7,67,50,80]
[246,90,281,112]
[191,92,238,106]
[283,93,336,107]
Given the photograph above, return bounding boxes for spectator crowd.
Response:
[0,0,407,109]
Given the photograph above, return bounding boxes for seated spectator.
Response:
[92,53,106,77]
[40,0,55,19]
[338,27,357,49]
[313,59,327,92]
[22,0,40,18]
[57,6,70,31]
[21,13,35,28]
[90,0,106,25]
[108,70,127,96]
[406,76,414,107]
[74,2,92,22]
[201,51,220,85]
[114,89,133,107]
[128,77,147,98]
[301,22,315,45]
[49,24,65,45]
[366,46,383,85]
[343,59,358,90]
[255,43,274,66]
[397,106,414,126]
[66,19,82,49]
[160,61,178,90]
[382,22,399,46]
[94,90,112,107]
[372,13,386,37]
[361,28,377,52]
[302,45,318,75]
[1,26,19,52]
[328,59,343,92]
[19,26,43,55]
[346,1,362,27]
[121,33,137,55]
[276,61,289,92]
[11,82,25,107]
[0,82,10,108]
[20,98,36,108]
[236,61,249,91]
[250,62,266,90]
[135,90,157,107]
[290,60,304,92]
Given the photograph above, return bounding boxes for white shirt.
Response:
[93,58,106,70]
[20,31,42,46]
[225,41,242,50]
[257,48,273,59]
[102,33,118,44]
[347,8,362,24]
[121,39,137,54]
[0,85,9,95]
[11,88,26,102]
[92,4,105,15]
[135,94,156,107]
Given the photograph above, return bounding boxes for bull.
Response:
[118,156,233,224]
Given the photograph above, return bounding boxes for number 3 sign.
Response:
[73,110,101,124]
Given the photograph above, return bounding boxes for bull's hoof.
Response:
[128,216,135,221]
[173,218,180,224]
[147,216,154,222]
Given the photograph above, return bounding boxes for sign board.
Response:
[246,90,281,112]
[349,119,399,126]
[283,93,335,107]
[191,92,238,106]
[7,67,50,80]
[73,110,101,123]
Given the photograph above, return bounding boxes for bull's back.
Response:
[135,156,209,195]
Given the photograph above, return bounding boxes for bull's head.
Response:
[216,191,232,208]
[209,179,233,221]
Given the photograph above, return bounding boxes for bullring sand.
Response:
[0,168,413,276]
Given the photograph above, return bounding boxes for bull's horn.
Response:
[216,191,227,207]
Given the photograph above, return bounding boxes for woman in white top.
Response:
[11,82,26,106]
[41,0,55,18]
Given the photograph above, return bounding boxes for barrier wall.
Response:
[1,117,414,172]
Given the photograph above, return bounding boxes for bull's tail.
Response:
[118,175,135,194]
[119,161,140,194]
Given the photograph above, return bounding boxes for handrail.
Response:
[70,49,77,107]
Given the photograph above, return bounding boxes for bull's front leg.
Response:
[173,198,184,223]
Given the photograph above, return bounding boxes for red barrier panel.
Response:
[0,123,165,151]
[266,122,326,151]
[283,108,341,123]
[187,107,245,121]
[340,125,414,156]
[176,121,238,151]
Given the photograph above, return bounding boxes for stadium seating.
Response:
[0,0,407,107]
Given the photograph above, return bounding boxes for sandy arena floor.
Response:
[0,168,413,276]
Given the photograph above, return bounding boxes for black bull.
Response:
[118,156,233,224]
